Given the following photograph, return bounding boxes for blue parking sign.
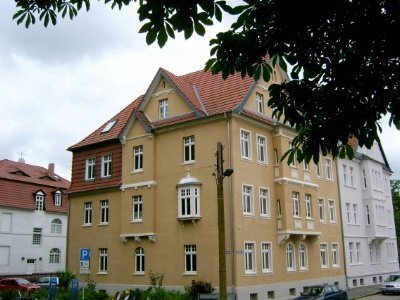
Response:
[80,248,90,261]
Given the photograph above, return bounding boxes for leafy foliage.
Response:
[56,270,76,290]
[185,279,214,300]
[11,0,399,164]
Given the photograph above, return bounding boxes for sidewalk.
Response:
[346,284,381,299]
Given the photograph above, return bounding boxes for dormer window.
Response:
[159,99,169,119]
[35,191,45,211]
[54,190,62,206]
[256,93,264,113]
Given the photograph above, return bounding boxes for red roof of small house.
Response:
[0,159,70,213]
[68,68,258,150]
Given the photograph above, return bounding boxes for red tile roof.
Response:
[69,69,256,150]
[0,159,70,212]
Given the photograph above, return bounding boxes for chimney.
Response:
[48,163,55,177]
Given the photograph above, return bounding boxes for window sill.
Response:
[98,223,109,226]
[182,161,196,165]
[131,169,144,174]
[245,272,257,276]
[183,272,197,276]
[133,272,145,276]
[131,220,143,223]
[97,272,108,275]
[82,224,92,227]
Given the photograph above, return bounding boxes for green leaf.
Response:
[25,13,31,28]
[165,23,175,38]
[13,10,25,20]
[278,56,287,72]
[205,58,216,71]
[262,64,272,82]
[215,5,222,22]
[146,29,157,45]
[184,24,194,40]
[254,65,261,80]
[16,14,26,26]
[157,26,168,48]
[139,22,152,33]
[50,10,57,25]
[194,22,205,36]
[44,13,49,27]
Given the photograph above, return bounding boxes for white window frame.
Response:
[159,99,169,119]
[100,200,109,224]
[320,243,329,268]
[343,164,348,185]
[242,184,254,215]
[349,242,354,264]
[353,204,358,224]
[365,205,371,225]
[99,248,108,273]
[84,202,92,225]
[133,145,143,172]
[259,187,270,218]
[85,157,95,180]
[292,192,300,217]
[256,92,264,113]
[133,196,143,222]
[346,203,351,223]
[316,160,322,178]
[325,158,333,180]
[184,245,197,274]
[328,199,336,223]
[240,129,252,160]
[51,219,62,234]
[49,248,60,264]
[331,243,340,267]
[355,242,361,264]
[261,242,272,273]
[54,191,62,206]
[256,135,267,164]
[101,154,112,178]
[299,243,308,271]
[35,191,45,211]
[183,136,195,163]
[244,242,256,274]
[135,247,145,274]
[32,227,42,245]
[318,198,326,222]
[178,187,200,219]
[305,194,312,218]
[286,243,296,271]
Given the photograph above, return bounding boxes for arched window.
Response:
[299,243,308,270]
[51,219,62,234]
[286,243,295,271]
[49,248,60,264]
[135,247,145,274]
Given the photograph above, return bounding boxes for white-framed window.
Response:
[99,248,108,272]
[320,244,328,268]
[316,160,322,177]
[365,205,371,225]
[35,191,45,211]
[133,196,143,222]
[331,243,340,267]
[318,198,325,222]
[355,242,361,263]
[84,202,92,225]
[242,185,254,215]
[49,248,60,264]
[240,129,252,160]
[178,187,200,219]
[256,92,264,113]
[100,200,109,224]
[261,242,272,273]
[135,247,145,274]
[32,228,42,245]
[256,135,267,164]
[349,242,354,264]
[183,136,195,163]
[305,194,312,218]
[346,203,351,223]
[159,99,169,119]
[353,204,358,224]
[259,188,270,217]
[343,165,348,185]
[184,245,197,274]
[325,158,333,180]
[299,243,308,270]
[85,157,96,180]
[101,154,112,177]
[51,219,62,234]
[286,243,296,271]
[362,169,367,189]
[54,190,62,206]
[328,200,336,222]
[292,192,300,217]
[133,145,143,172]
[244,242,256,274]
[349,166,355,186]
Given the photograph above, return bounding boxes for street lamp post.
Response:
[215,142,233,300]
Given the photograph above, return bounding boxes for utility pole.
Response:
[216,142,228,300]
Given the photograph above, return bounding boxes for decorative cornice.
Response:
[120,233,156,243]
[120,181,156,191]
[274,177,320,190]
[151,88,175,98]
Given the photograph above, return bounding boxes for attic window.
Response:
[12,170,29,177]
[102,120,117,133]
[161,80,166,89]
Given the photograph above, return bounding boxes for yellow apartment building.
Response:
[67,65,345,299]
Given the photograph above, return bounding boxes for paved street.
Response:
[357,295,400,299]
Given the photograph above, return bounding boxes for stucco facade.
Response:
[337,141,399,288]
[67,66,346,299]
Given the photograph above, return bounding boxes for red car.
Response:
[0,277,40,292]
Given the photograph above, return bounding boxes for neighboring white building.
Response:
[337,140,399,288]
[0,159,70,275]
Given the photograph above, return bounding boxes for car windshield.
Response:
[16,279,30,285]
[386,275,400,282]
[302,287,323,296]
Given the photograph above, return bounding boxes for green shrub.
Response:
[0,289,19,300]
[185,280,214,300]
[56,270,76,290]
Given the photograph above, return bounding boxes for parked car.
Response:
[381,274,400,294]
[36,276,60,289]
[0,277,40,292]
[294,284,348,300]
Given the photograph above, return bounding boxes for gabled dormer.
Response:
[53,189,63,207]
[33,190,46,211]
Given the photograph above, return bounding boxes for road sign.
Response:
[80,248,90,274]
[80,248,90,261]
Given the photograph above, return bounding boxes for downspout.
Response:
[224,112,236,294]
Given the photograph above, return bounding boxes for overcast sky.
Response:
[1,1,399,181]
